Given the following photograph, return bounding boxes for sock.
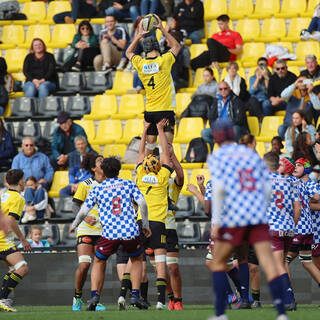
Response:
[168,292,174,301]
[156,278,167,304]
[74,289,82,299]
[119,273,131,298]
[140,281,148,301]
[0,272,10,297]
[225,278,234,296]
[280,273,294,305]
[174,297,182,303]
[131,289,140,299]
[227,267,242,295]
[0,272,22,299]
[251,289,260,302]
[90,290,99,299]
[212,272,228,317]
[238,263,250,302]
[269,276,286,316]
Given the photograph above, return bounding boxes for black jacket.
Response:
[267,71,297,98]
[180,94,213,119]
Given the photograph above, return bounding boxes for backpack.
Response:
[184,137,208,163]
[123,136,141,164]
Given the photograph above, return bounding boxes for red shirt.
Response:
[211,30,243,61]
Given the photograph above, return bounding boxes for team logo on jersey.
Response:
[1,193,9,203]
[142,63,159,74]
[142,175,159,185]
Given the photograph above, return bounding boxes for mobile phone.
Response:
[303,79,313,85]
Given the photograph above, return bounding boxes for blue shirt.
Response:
[217,94,231,120]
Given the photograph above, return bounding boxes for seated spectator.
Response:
[141,0,160,15]
[270,136,284,156]
[173,0,204,44]
[300,5,320,42]
[53,0,97,24]
[278,76,320,139]
[0,119,15,169]
[190,14,243,70]
[300,55,320,81]
[51,112,89,169]
[201,81,248,149]
[0,57,8,116]
[284,110,316,155]
[19,226,51,250]
[21,176,48,223]
[292,132,319,166]
[11,137,53,190]
[23,38,58,99]
[194,67,218,97]
[105,0,140,23]
[64,20,100,72]
[262,59,297,116]
[239,133,256,151]
[131,71,144,93]
[59,137,98,198]
[93,14,129,72]
[160,0,173,18]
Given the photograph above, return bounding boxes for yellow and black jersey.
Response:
[131,52,175,112]
[165,178,183,230]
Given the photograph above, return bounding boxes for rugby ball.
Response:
[142,14,158,33]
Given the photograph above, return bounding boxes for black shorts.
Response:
[77,235,100,246]
[248,245,259,265]
[0,246,19,261]
[138,220,166,250]
[165,229,179,253]
[144,111,175,136]
[116,245,147,264]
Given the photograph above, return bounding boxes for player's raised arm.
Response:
[137,121,151,164]
[168,143,184,186]
[157,119,170,166]
[70,203,92,233]
[126,20,149,61]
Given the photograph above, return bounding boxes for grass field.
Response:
[0,305,318,320]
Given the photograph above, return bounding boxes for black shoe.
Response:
[285,302,297,311]
[87,295,99,311]
[130,296,149,309]
[142,298,151,307]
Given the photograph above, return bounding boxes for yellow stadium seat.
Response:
[22,2,47,22]
[102,144,127,159]
[172,143,183,162]
[190,44,208,60]
[0,25,25,49]
[247,116,260,136]
[283,18,310,42]
[241,43,266,68]
[174,117,204,143]
[256,116,284,142]
[255,141,266,158]
[119,170,133,181]
[274,111,286,117]
[92,120,123,145]
[5,49,28,73]
[229,0,254,19]
[287,66,301,76]
[111,94,145,119]
[106,71,133,95]
[288,41,320,66]
[20,25,51,49]
[301,0,318,17]
[220,67,246,81]
[42,1,71,24]
[12,72,26,82]
[204,0,227,21]
[48,24,76,48]
[235,19,260,42]
[248,0,280,19]
[91,144,101,155]
[48,171,69,198]
[275,0,307,18]
[206,20,233,38]
[175,93,192,117]
[256,18,287,42]
[83,95,118,120]
[74,120,96,143]
[118,119,143,144]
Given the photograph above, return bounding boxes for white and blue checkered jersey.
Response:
[306,179,320,243]
[267,172,298,232]
[208,144,270,228]
[85,177,145,240]
[205,180,212,201]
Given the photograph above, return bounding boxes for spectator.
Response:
[141,0,159,15]
[300,55,320,81]
[239,133,256,151]
[21,176,48,223]
[173,0,204,44]
[262,59,297,116]
[284,110,316,155]
[53,0,97,24]
[160,0,173,18]
[105,0,140,23]
[11,137,53,190]
[19,226,51,250]
[51,112,88,169]
[23,38,58,99]
[278,76,320,139]
[201,81,248,149]
[190,14,243,70]
[63,20,100,72]
[0,57,8,116]
[270,136,284,156]
[93,14,129,72]
[0,119,15,169]
[194,67,218,97]
[292,132,319,166]
[300,5,320,42]
[59,137,98,198]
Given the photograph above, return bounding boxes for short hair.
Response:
[226,61,239,71]
[275,59,287,66]
[305,54,317,62]
[239,134,255,146]
[257,57,268,64]
[75,135,87,144]
[101,157,121,178]
[217,14,230,22]
[30,38,47,54]
[204,67,213,77]
[263,152,279,171]
[5,169,24,186]
[22,136,35,145]
[25,176,37,184]
[106,14,116,21]
[271,136,283,146]
[81,153,103,175]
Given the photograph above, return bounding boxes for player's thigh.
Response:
[212,240,234,267]
[6,251,26,268]
[272,250,287,274]
[77,243,95,257]
[166,229,179,255]
[149,221,167,250]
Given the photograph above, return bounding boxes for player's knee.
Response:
[168,264,180,277]
[14,260,28,276]
[79,262,91,273]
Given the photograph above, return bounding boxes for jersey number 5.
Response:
[238,169,256,192]
[147,76,155,89]
[112,197,122,215]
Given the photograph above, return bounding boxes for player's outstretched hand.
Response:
[196,175,205,187]
[69,225,75,233]
[153,14,164,31]
[84,216,96,226]
[143,228,152,238]
[21,238,32,252]
[186,183,198,195]
[211,224,220,240]
[143,120,151,131]
[137,19,150,38]
[156,118,168,131]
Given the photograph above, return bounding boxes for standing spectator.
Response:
[53,0,97,24]
[64,21,100,72]
[23,38,58,99]
[51,111,88,169]
[194,67,218,97]
[11,137,54,190]
[300,55,320,81]
[93,15,129,72]
[59,137,98,198]
[292,132,319,166]
[0,119,15,169]
[262,60,297,116]
[270,136,284,156]
[141,0,159,15]
[105,0,140,23]
[173,0,204,44]
[0,57,8,116]
[191,14,243,70]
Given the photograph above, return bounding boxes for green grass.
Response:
[0,305,318,320]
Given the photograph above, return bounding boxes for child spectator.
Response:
[270,136,284,156]
[19,226,51,252]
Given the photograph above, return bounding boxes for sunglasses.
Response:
[219,87,229,91]
[276,67,287,71]
[24,144,34,147]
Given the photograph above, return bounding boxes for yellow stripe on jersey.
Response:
[136,164,172,223]
[0,190,25,252]
[165,178,183,230]
[73,178,102,236]
[132,52,175,112]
